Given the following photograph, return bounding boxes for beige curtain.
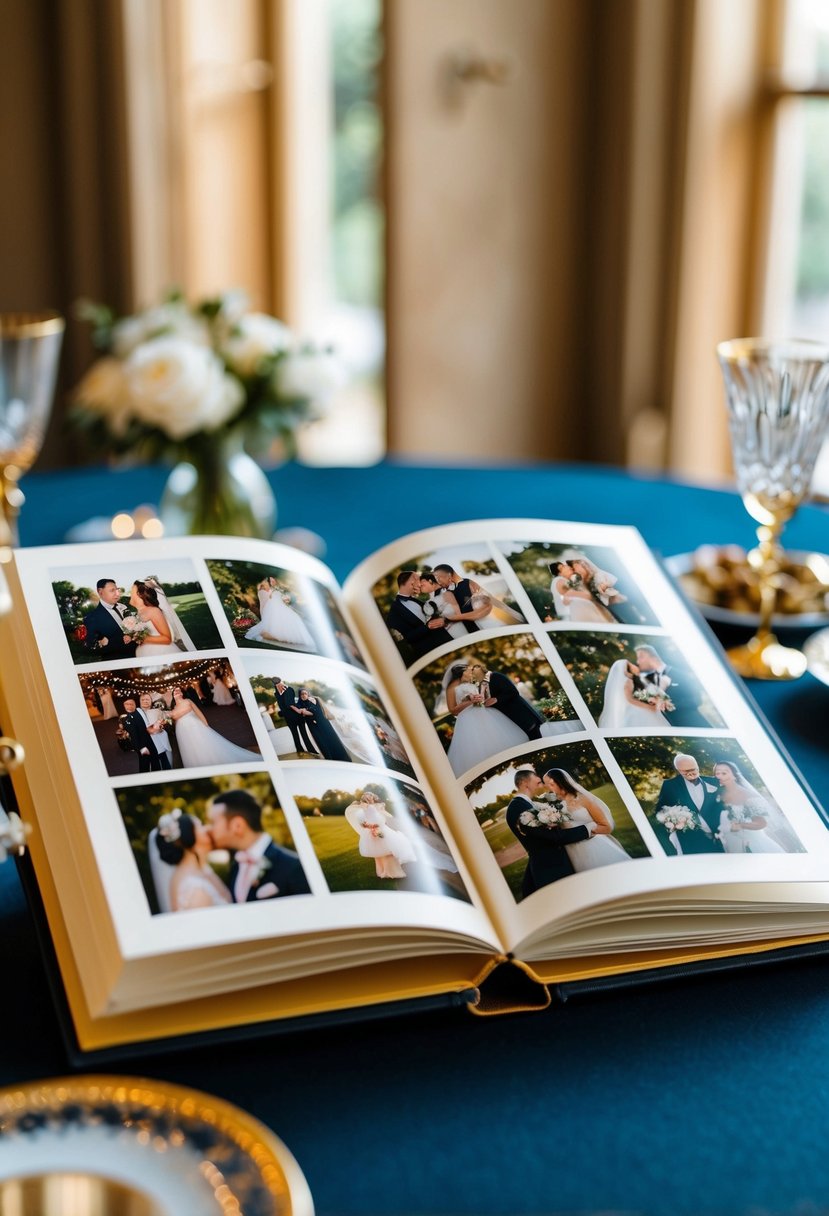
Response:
[0,0,134,466]
[582,0,767,478]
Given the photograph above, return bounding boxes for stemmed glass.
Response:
[0,312,64,549]
[717,337,829,679]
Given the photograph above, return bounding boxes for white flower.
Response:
[157,808,183,843]
[73,357,132,435]
[273,349,344,405]
[123,337,244,440]
[221,313,292,376]
[215,289,250,326]
[111,303,209,358]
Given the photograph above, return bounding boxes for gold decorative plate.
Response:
[0,1074,314,1216]
[666,548,829,629]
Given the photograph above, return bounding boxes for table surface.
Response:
[4,459,829,1216]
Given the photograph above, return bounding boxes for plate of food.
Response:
[0,1075,314,1216]
[665,545,829,629]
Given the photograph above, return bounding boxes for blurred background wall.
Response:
[2,0,828,481]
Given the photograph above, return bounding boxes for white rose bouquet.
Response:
[119,613,151,643]
[71,290,342,462]
[633,685,676,713]
[655,804,698,834]
[518,800,573,830]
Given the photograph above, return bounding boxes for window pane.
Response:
[298,0,385,466]
[782,0,829,84]
[770,3,829,490]
[791,98,829,338]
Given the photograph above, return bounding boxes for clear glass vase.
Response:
[159,434,277,539]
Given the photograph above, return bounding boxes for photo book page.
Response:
[5,535,502,1020]
[343,518,829,967]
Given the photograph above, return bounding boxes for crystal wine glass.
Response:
[0,311,64,549]
[717,337,829,679]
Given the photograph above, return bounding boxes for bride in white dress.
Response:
[129,581,182,658]
[344,791,417,879]
[598,659,668,730]
[245,578,315,648]
[170,686,258,768]
[325,704,375,763]
[549,560,616,623]
[542,768,629,871]
[443,662,527,777]
[149,809,231,913]
[98,686,118,719]
[210,670,236,706]
[141,575,195,651]
[714,761,785,854]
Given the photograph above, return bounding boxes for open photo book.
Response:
[2,517,829,1057]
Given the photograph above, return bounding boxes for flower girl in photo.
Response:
[344,790,417,879]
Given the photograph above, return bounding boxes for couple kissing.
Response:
[598,644,709,730]
[507,767,629,896]
[150,788,310,913]
[387,566,519,659]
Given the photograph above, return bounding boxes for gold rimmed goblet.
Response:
[717,337,829,679]
[0,311,64,552]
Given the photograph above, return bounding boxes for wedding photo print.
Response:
[281,768,469,900]
[245,655,415,776]
[373,543,526,666]
[411,634,583,779]
[79,657,260,777]
[52,560,223,665]
[207,558,366,668]
[496,541,658,626]
[466,740,650,901]
[608,736,805,857]
[554,632,724,731]
[115,772,311,915]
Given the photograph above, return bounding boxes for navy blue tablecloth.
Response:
[3,459,829,1216]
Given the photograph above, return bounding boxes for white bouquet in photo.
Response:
[655,804,698,833]
[119,613,150,643]
[633,684,676,712]
[519,800,573,830]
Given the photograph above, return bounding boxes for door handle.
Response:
[448,49,511,86]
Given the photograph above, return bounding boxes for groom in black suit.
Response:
[635,645,710,728]
[652,752,723,855]
[273,677,316,754]
[385,570,449,658]
[506,769,599,896]
[466,661,544,740]
[83,578,138,658]
[122,696,163,773]
[207,788,311,900]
